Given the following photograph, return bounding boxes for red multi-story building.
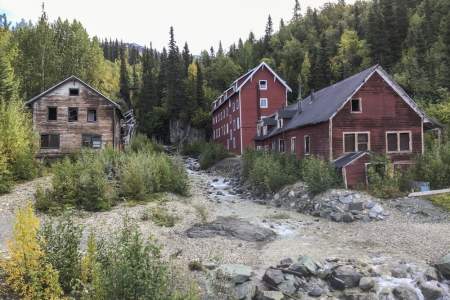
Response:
[254,65,441,188]
[211,62,292,155]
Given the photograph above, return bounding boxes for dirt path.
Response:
[0,164,449,278]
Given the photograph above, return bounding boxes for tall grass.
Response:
[182,142,232,169]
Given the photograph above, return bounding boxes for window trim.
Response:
[304,135,311,155]
[47,106,58,121]
[385,131,412,153]
[279,139,285,153]
[343,131,371,153]
[40,133,60,149]
[87,109,97,123]
[291,137,296,154]
[259,98,268,109]
[259,80,268,90]
[82,134,102,149]
[350,98,362,113]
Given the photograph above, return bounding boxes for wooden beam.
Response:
[408,188,450,197]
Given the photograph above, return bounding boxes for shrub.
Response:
[413,142,450,189]
[366,155,404,199]
[149,206,179,227]
[199,143,231,169]
[428,193,450,211]
[126,133,163,154]
[39,215,83,294]
[78,233,105,300]
[0,203,62,299]
[192,203,208,223]
[97,219,173,300]
[301,156,341,195]
[243,150,302,194]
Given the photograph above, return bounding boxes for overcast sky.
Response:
[0,0,355,54]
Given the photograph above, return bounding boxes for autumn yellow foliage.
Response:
[0,203,62,299]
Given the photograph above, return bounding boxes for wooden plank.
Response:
[408,188,450,197]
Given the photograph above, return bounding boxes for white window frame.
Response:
[304,135,311,155]
[350,98,362,113]
[237,117,240,129]
[279,139,285,153]
[260,98,268,109]
[386,131,412,153]
[343,131,371,153]
[291,137,296,153]
[259,80,268,90]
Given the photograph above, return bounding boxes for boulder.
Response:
[277,278,296,295]
[289,255,320,276]
[217,264,253,284]
[418,281,445,300]
[234,281,256,300]
[330,212,343,222]
[308,286,323,297]
[279,258,293,267]
[391,265,410,279]
[330,265,362,290]
[359,277,375,291]
[349,201,364,211]
[436,253,450,279]
[263,269,284,286]
[392,285,419,300]
[256,290,285,300]
[342,213,354,223]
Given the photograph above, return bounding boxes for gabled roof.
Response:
[257,65,438,139]
[212,62,292,112]
[25,75,121,109]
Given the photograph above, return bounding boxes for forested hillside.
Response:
[1,0,450,142]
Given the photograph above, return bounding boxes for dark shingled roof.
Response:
[333,152,370,168]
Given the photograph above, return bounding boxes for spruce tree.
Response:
[182,42,192,76]
[380,0,397,70]
[293,0,301,21]
[195,61,204,108]
[138,49,158,135]
[367,0,384,66]
[119,46,131,107]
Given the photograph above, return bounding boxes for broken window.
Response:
[304,135,310,155]
[68,107,78,122]
[69,88,79,96]
[344,133,369,153]
[82,134,102,149]
[48,107,57,121]
[41,134,60,149]
[87,109,97,122]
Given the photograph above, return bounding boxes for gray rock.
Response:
[359,277,375,291]
[256,290,285,300]
[278,278,296,295]
[216,264,253,284]
[274,193,280,201]
[436,253,450,279]
[370,204,384,215]
[392,285,419,300]
[366,201,376,209]
[391,265,410,279]
[342,213,354,223]
[349,201,364,211]
[330,212,343,222]
[343,291,378,300]
[186,217,276,242]
[279,258,293,267]
[289,256,319,276]
[288,190,295,198]
[339,195,353,204]
[235,281,256,300]
[263,269,284,286]
[423,267,440,281]
[419,280,445,300]
[308,286,323,297]
[330,265,362,289]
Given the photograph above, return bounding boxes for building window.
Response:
[87,109,97,122]
[291,137,296,153]
[82,134,102,149]
[278,118,283,128]
[68,107,78,122]
[237,117,240,129]
[386,131,411,153]
[48,107,57,121]
[69,88,79,96]
[259,80,268,90]
[279,139,285,153]
[233,137,236,149]
[344,132,369,153]
[40,134,60,149]
[260,98,268,108]
[304,135,310,155]
[351,98,362,113]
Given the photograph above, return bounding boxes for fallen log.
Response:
[408,188,450,197]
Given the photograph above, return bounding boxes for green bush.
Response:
[39,215,82,295]
[182,142,232,170]
[413,142,450,189]
[126,133,164,154]
[301,156,341,195]
[243,150,303,194]
[366,155,405,199]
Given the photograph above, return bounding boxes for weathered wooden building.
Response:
[254,65,441,188]
[211,62,292,155]
[26,76,123,157]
